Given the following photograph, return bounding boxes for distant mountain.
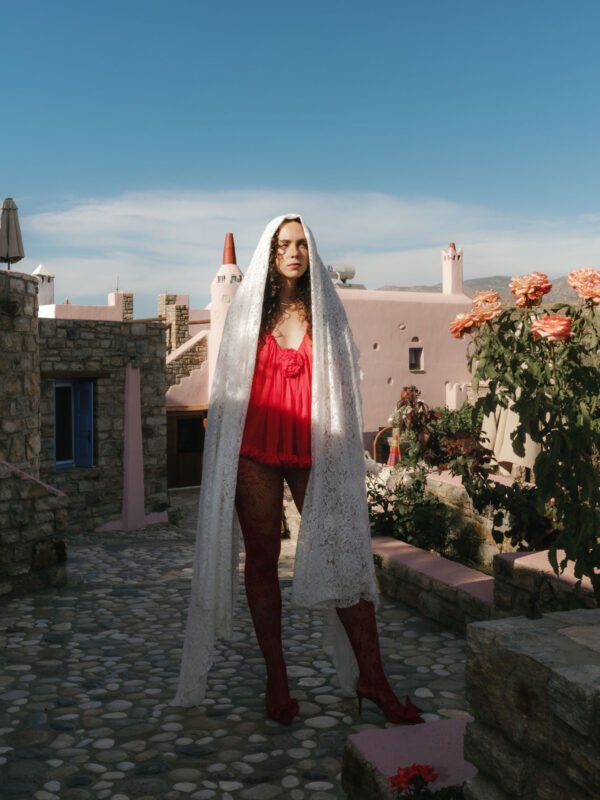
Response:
[379,275,579,304]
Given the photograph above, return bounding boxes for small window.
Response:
[409,348,423,371]
[54,380,95,467]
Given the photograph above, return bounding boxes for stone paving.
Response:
[0,488,469,800]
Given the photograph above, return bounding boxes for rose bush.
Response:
[450,269,600,602]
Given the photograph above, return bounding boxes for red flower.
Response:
[509,272,552,308]
[390,769,413,791]
[389,763,439,793]
[415,764,439,782]
[530,314,572,342]
[280,349,304,377]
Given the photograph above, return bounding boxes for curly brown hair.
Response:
[260,217,312,337]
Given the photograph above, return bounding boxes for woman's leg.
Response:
[235,456,294,718]
[285,466,421,723]
[336,600,423,724]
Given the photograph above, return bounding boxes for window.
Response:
[409,348,423,371]
[54,380,94,467]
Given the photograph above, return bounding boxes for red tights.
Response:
[235,455,411,720]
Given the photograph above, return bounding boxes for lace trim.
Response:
[239,444,312,468]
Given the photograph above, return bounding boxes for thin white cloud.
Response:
[18,189,600,316]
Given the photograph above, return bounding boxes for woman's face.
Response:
[274,220,309,282]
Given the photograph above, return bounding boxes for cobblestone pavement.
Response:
[0,489,469,800]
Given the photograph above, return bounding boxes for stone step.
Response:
[372,536,500,631]
[342,716,476,799]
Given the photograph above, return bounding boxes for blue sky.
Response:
[4,0,600,315]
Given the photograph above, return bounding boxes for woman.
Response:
[173,215,423,726]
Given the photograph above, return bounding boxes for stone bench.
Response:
[342,717,476,799]
[372,536,500,631]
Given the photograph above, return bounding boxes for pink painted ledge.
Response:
[347,717,476,792]
[372,536,494,605]
[0,460,66,498]
[496,551,595,592]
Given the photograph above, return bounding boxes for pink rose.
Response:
[510,272,552,308]
[568,268,600,304]
[472,290,501,306]
[530,314,572,342]
[449,311,481,339]
[471,291,503,322]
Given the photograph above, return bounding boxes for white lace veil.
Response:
[172,214,378,707]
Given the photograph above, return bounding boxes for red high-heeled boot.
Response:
[337,599,424,726]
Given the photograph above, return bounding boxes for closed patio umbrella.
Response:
[0,198,25,270]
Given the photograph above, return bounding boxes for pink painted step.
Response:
[496,550,594,591]
[343,717,476,799]
[372,536,494,605]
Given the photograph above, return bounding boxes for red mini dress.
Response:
[240,331,312,468]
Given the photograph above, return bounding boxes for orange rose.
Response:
[472,290,501,306]
[471,290,503,321]
[567,268,600,304]
[577,281,600,305]
[530,314,572,342]
[567,267,600,291]
[510,272,552,308]
[449,311,480,339]
[473,301,502,322]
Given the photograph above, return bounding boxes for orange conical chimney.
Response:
[222,232,237,265]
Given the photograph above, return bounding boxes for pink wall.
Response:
[189,309,211,337]
[338,289,471,435]
[39,291,125,321]
[166,361,209,409]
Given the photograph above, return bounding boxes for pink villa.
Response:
[27,237,472,489]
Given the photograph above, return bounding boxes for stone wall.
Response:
[0,271,40,474]
[426,472,517,569]
[0,461,68,597]
[166,336,208,388]
[494,551,597,617]
[121,292,134,321]
[464,610,600,799]
[0,270,68,598]
[38,319,168,533]
[159,294,189,354]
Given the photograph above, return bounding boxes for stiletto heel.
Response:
[355,687,424,725]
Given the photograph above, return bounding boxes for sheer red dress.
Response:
[240,331,312,467]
